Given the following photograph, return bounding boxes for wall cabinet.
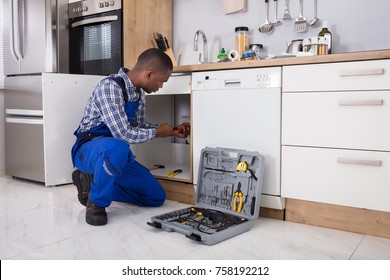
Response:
[123,0,172,68]
[281,60,390,212]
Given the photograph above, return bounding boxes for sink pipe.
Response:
[193,30,208,64]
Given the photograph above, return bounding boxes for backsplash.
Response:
[172,0,390,61]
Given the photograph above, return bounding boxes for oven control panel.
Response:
[69,0,122,19]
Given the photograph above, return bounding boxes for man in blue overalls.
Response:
[71,48,189,226]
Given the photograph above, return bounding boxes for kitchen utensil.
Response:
[165,169,182,177]
[154,32,168,51]
[148,164,165,171]
[283,0,291,20]
[258,0,274,33]
[309,0,319,26]
[272,0,281,26]
[286,39,304,54]
[294,0,308,33]
[249,44,264,59]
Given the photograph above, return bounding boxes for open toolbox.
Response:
[147,147,264,245]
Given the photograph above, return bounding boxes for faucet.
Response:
[193,30,208,64]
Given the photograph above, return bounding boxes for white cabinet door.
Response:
[282,90,390,151]
[283,60,390,92]
[154,74,191,95]
[43,73,104,186]
[281,146,390,212]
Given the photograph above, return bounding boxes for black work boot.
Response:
[86,198,108,226]
[72,170,93,206]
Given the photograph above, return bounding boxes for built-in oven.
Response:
[68,0,123,75]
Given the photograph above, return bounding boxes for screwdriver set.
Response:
[147,147,264,245]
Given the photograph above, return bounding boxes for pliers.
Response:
[233,181,243,212]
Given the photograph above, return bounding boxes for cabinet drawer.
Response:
[281,146,390,212]
[282,91,390,151]
[283,59,390,92]
[154,74,191,95]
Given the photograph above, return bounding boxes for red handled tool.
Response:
[173,123,190,137]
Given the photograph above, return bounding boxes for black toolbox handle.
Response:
[147,221,162,229]
[185,233,202,242]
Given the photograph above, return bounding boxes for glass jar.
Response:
[235,26,249,61]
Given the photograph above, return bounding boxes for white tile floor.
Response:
[1,175,390,260]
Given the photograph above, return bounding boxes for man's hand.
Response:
[173,123,190,138]
[155,123,190,138]
[156,123,174,137]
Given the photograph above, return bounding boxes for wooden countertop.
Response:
[173,49,390,73]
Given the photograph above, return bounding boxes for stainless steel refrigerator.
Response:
[3,0,77,186]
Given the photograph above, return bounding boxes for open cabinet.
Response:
[131,74,192,184]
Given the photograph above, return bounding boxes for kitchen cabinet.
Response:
[123,0,172,68]
[281,59,390,212]
[131,74,192,184]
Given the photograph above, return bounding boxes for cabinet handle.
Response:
[6,109,43,116]
[71,15,118,28]
[6,117,43,125]
[338,68,384,77]
[337,157,382,167]
[338,99,384,106]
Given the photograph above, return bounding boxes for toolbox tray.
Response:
[147,147,264,245]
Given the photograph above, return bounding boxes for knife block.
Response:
[165,48,177,66]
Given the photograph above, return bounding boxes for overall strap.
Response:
[73,76,131,144]
[107,76,128,102]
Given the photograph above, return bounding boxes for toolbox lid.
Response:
[196,147,265,220]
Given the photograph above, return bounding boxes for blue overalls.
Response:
[71,77,166,208]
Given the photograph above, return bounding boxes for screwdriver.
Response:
[165,169,182,177]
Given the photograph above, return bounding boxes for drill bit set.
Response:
[147,147,264,245]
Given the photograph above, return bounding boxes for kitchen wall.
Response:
[172,0,390,63]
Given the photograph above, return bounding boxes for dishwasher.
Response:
[192,67,284,210]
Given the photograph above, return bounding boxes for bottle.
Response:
[318,21,332,54]
[235,26,249,61]
[217,48,228,62]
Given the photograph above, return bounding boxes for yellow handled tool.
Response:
[237,161,258,181]
[236,161,248,172]
[165,169,182,177]
[233,181,243,212]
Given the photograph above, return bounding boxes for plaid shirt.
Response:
[76,68,157,144]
